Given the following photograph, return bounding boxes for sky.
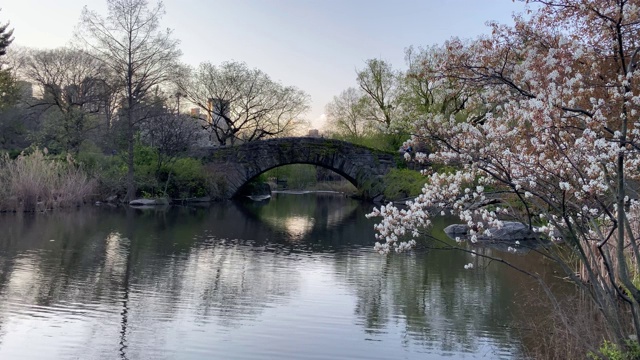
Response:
[2,0,528,130]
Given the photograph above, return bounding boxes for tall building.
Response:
[308,129,320,138]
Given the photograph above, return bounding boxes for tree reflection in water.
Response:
[0,194,574,359]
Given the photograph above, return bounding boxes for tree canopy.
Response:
[178,60,310,146]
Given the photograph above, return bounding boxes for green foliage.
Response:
[254,172,269,183]
[163,157,209,198]
[74,144,212,199]
[588,340,640,360]
[263,164,318,190]
[134,143,159,165]
[132,144,160,192]
[0,69,18,110]
[431,163,457,175]
[382,168,425,200]
[33,109,101,155]
[130,145,210,199]
[75,146,127,197]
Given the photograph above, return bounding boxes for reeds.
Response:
[0,149,97,212]
[517,292,611,360]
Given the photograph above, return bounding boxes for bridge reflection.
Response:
[237,192,360,242]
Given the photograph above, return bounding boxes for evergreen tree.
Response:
[0,11,15,110]
[0,12,13,57]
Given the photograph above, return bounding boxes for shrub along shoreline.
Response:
[0,149,97,212]
[0,145,230,212]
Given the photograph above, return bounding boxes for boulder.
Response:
[489,222,538,241]
[129,198,169,206]
[444,224,468,236]
[444,221,538,242]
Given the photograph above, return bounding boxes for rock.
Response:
[106,195,118,203]
[248,194,271,201]
[444,221,539,242]
[490,222,537,241]
[129,199,155,206]
[444,224,468,236]
[129,198,169,206]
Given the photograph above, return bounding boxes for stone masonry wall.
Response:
[192,137,398,200]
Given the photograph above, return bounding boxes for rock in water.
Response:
[444,221,538,242]
[129,198,169,206]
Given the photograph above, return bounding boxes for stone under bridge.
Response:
[192,137,399,201]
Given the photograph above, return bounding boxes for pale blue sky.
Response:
[3,0,527,129]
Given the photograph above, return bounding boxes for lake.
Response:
[0,192,568,359]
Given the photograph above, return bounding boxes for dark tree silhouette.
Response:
[0,11,13,57]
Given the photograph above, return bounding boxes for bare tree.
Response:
[325,87,372,139]
[178,61,309,146]
[23,48,112,153]
[76,0,181,200]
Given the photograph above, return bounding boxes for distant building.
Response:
[308,129,320,138]
[187,107,212,147]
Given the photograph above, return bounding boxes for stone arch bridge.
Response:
[192,137,399,200]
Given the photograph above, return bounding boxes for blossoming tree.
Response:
[369,0,640,344]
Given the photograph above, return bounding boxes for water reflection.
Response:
[335,249,521,356]
[239,192,362,245]
[0,194,565,359]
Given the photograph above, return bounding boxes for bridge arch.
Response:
[195,137,398,200]
[241,162,359,192]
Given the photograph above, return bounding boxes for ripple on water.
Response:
[0,197,561,359]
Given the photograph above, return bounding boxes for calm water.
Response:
[0,193,564,359]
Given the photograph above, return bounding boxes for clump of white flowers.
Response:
[373,239,416,254]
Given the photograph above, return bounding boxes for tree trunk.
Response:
[126,109,135,201]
